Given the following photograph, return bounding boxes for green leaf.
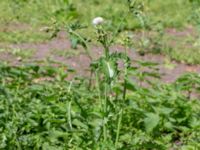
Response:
[144,113,160,133]
[102,60,115,78]
[106,61,114,78]
[72,119,88,130]
[71,37,78,49]
[124,78,137,91]
[156,107,174,115]
[164,122,174,131]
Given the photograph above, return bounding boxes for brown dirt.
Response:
[165,25,196,37]
[0,30,200,83]
[0,22,30,32]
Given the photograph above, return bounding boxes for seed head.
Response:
[92,17,104,26]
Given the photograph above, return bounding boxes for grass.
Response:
[50,48,81,58]
[165,44,200,65]
[147,0,192,28]
[0,0,199,64]
[0,0,193,28]
[0,30,49,44]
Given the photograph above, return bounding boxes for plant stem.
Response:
[123,48,128,100]
[96,72,102,106]
[88,70,93,90]
[68,29,92,61]
[103,83,108,141]
[115,47,128,148]
[115,109,123,148]
[105,46,109,59]
[68,101,72,130]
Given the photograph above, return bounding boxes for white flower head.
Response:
[92,17,104,26]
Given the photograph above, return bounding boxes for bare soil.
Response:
[0,29,200,83]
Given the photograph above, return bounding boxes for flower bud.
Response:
[92,17,104,26]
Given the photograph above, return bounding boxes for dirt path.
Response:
[0,31,200,83]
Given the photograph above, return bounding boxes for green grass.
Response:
[1,0,199,64]
[164,38,200,64]
[0,30,49,44]
[147,0,192,28]
[50,48,81,58]
[0,0,193,28]
[0,47,35,59]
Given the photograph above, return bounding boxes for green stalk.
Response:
[68,101,72,130]
[123,47,128,100]
[104,46,109,59]
[115,47,128,148]
[68,29,92,61]
[95,71,106,141]
[96,72,102,111]
[103,83,108,141]
[115,109,123,148]
[88,70,93,90]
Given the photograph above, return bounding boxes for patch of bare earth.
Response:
[0,22,31,32]
[166,25,196,37]
[0,28,200,83]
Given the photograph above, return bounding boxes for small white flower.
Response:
[92,17,104,26]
